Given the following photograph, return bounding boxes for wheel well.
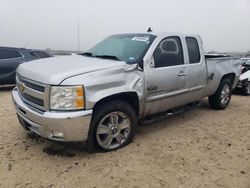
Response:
[93,92,140,117]
[221,73,235,85]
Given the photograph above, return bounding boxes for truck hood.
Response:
[17,55,126,85]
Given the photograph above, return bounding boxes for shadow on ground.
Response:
[26,132,87,157]
[0,85,15,92]
[24,100,210,157]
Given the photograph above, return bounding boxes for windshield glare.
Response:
[88,34,156,64]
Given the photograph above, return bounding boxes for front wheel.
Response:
[87,100,137,152]
[209,78,232,110]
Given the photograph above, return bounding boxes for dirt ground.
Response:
[0,86,250,188]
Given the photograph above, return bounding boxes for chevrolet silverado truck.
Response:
[12,32,241,152]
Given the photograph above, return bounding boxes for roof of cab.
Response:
[110,32,200,38]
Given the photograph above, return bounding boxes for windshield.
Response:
[85,34,156,64]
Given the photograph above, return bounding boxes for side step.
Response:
[139,101,201,125]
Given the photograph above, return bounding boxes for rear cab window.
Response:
[185,37,201,64]
[0,49,23,60]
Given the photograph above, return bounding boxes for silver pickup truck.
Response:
[12,32,241,152]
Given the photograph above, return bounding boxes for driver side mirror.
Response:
[137,60,144,71]
[137,60,144,70]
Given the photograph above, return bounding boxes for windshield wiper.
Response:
[80,53,120,61]
[79,52,93,57]
[94,55,121,61]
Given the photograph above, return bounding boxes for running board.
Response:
[139,102,201,125]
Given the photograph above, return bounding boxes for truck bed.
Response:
[203,56,241,97]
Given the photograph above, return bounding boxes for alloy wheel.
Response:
[96,111,131,150]
[220,84,231,105]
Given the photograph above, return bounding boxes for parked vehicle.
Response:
[0,47,52,85]
[241,58,250,69]
[235,58,250,95]
[12,32,241,152]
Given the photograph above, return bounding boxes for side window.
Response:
[153,36,184,68]
[0,49,22,60]
[186,37,201,64]
[31,51,50,58]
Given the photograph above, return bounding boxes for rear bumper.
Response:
[12,87,92,142]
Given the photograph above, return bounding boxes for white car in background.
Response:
[236,58,250,95]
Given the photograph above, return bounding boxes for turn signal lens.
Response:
[76,86,84,97]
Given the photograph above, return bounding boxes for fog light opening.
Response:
[49,131,64,139]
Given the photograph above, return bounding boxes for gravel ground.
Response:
[0,86,250,188]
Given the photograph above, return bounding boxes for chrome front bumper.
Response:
[12,87,92,142]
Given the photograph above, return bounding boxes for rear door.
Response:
[185,37,207,100]
[0,49,25,84]
[144,36,189,115]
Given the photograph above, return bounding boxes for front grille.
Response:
[22,93,44,106]
[16,75,50,112]
[18,76,45,92]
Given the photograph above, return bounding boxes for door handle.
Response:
[177,72,187,77]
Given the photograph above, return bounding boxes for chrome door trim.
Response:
[146,88,189,102]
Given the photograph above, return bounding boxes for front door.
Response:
[144,36,189,115]
[0,49,25,84]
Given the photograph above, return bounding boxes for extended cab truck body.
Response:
[12,32,241,151]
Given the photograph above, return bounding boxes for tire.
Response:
[240,81,250,96]
[209,78,232,110]
[86,100,137,152]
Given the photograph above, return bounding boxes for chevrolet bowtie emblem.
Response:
[18,83,25,92]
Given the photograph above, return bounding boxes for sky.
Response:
[0,0,250,52]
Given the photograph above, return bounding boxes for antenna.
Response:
[77,16,80,53]
[24,41,28,48]
[147,27,153,33]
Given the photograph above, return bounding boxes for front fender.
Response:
[60,65,145,115]
[86,75,144,116]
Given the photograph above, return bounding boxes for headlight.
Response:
[50,86,85,110]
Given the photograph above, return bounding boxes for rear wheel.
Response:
[87,100,137,152]
[209,78,232,110]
